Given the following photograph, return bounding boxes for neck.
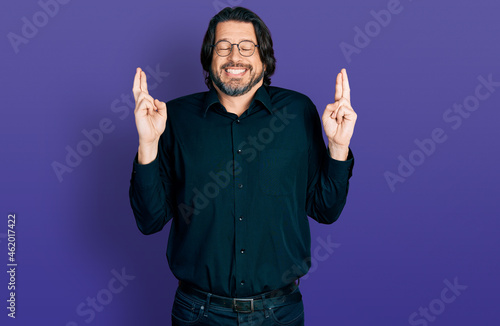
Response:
[214,81,263,117]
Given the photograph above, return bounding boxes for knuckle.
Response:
[139,100,150,109]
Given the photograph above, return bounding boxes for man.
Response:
[129,6,356,326]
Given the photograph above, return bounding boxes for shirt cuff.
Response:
[131,152,160,188]
[326,147,354,181]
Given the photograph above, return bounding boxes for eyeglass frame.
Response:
[210,40,260,57]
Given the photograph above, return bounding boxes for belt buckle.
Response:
[233,298,254,313]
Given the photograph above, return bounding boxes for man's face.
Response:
[210,21,265,97]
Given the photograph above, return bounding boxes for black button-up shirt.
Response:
[129,85,354,297]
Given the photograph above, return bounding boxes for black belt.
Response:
[178,280,301,313]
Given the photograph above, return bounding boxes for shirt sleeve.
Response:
[305,100,354,224]
[128,120,175,234]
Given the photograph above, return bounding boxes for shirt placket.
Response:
[231,116,249,296]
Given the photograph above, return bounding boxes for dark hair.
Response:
[200,7,276,89]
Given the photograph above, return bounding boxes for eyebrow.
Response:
[216,38,256,43]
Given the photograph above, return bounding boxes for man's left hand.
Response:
[322,68,357,161]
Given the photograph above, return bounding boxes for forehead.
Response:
[215,21,257,42]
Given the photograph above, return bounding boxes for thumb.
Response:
[154,99,167,117]
[322,103,334,120]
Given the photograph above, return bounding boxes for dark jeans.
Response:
[171,283,305,326]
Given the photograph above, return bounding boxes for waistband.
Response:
[177,280,301,313]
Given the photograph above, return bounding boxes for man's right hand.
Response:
[132,67,167,164]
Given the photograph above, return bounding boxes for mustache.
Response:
[221,62,252,70]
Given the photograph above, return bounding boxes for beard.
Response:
[210,62,264,97]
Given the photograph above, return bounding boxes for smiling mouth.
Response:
[226,68,246,73]
[224,68,247,76]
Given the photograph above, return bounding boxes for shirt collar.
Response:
[203,84,274,117]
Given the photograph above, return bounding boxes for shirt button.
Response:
[240,249,245,254]
[238,184,243,189]
[236,119,241,124]
[240,280,245,286]
[239,216,244,221]
[237,149,242,154]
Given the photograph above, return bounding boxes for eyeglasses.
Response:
[211,40,260,57]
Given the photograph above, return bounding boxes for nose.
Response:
[228,44,242,61]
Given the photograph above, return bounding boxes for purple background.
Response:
[1,0,499,325]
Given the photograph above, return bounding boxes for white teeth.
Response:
[226,69,246,74]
